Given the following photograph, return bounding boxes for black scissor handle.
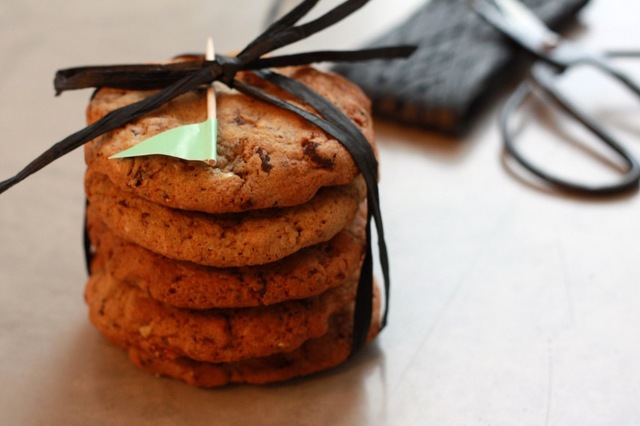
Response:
[587,52,640,98]
[500,59,640,195]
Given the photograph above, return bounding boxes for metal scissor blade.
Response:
[492,0,560,44]
[472,0,640,96]
[471,0,564,66]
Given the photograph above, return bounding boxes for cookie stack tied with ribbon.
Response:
[0,0,412,387]
[83,64,381,387]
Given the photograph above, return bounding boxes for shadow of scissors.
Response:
[471,0,640,195]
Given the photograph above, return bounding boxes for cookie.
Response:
[85,266,360,363]
[126,292,380,387]
[85,171,365,267]
[85,66,376,214]
[87,204,366,309]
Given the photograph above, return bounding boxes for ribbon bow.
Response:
[0,0,416,355]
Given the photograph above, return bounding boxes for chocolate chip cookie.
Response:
[85,66,375,214]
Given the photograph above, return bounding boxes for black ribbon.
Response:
[2,0,416,355]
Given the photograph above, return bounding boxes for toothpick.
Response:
[205,37,217,166]
[108,38,219,165]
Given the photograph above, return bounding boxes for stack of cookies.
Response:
[82,66,381,386]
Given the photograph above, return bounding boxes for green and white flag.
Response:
[110,38,218,165]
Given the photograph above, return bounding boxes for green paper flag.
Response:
[109,118,218,164]
[110,37,218,165]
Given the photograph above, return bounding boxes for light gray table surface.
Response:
[1,1,640,425]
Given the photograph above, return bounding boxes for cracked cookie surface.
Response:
[85,66,375,214]
[85,265,361,364]
[86,171,365,267]
[87,204,366,309]
[126,291,380,387]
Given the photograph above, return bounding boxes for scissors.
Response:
[471,0,640,195]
